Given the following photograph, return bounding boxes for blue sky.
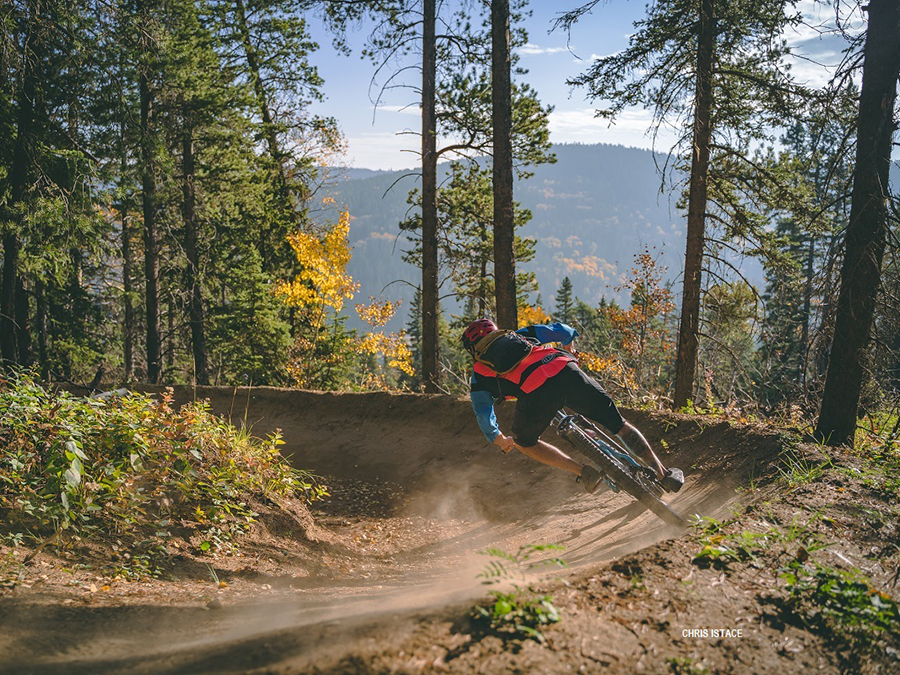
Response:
[307,1,857,171]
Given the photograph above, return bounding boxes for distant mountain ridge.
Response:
[326,143,704,330]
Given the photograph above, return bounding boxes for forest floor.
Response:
[1,387,898,674]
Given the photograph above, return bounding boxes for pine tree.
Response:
[492,0,515,329]
[400,161,540,319]
[1,0,111,381]
[2,0,42,367]
[816,0,900,446]
[557,0,808,409]
[759,218,808,408]
[404,287,423,388]
[699,282,757,408]
[574,298,612,355]
[554,277,574,324]
[420,0,439,392]
[367,0,551,389]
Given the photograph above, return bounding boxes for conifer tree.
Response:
[367,0,550,387]
[554,276,574,324]
[2,0,42,368]
[492,0,515,329]
[759,218,808,408]
[557,0,807,409]
[816,0,900,446]
[401,160,540,321]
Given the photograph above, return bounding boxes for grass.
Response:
[679,399,725,417]
[0,547,26,589]
[776,446,832,488]
[779,561,900,654]
[841,439,900,500]
[692,510,900,664]
[691,515,828,569]
[666,656,709,675]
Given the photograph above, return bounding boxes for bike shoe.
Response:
[661,468,685,493]
[578,464,605,494]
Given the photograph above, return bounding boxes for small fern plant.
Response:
[471,544,567,643]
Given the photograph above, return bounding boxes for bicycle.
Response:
[553,410,687,528]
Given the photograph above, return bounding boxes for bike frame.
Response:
[551,408,687,527]
[553,411,644,472]
[553,409,666,500]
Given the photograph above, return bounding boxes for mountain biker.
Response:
[462,318,684,495]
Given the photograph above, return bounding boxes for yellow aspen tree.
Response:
[276,211,359,387]
[517,304,550,328]
[355,297,414,389]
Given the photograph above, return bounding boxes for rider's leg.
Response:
[561,363,671,481]
[511,383,588,478]
[514,439,582,475]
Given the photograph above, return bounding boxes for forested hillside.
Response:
[334,143,698,331]
[0,0,897,429]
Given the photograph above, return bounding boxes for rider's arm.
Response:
[516,322,579,346]
[470,389,500,442]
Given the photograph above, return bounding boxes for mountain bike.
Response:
[554,410,687,528]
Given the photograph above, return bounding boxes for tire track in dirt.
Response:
[0,387,784,674]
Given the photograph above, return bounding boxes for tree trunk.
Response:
[491,0,516,329]
[15,279,31,367]
[420,0,439,392]
[122,201,134,383]
[478,222,488,316]
[673,0,715,410]
[800,229,814,384]
[166,293,174,373]
[35,279,48,379]
[815,0,900,446]
[140,64,161,383]
[115,32,134,384]
[181,108,209,385]
[2,0,41,368]
[1,234,19,367]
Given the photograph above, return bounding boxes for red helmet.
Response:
[461,318,497,354]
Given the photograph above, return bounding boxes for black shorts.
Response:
[511,362,625,447]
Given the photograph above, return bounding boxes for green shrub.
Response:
[692,516,827,569]
[0,375,325,575]
[781,563,900,641]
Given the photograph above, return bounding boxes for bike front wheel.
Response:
[559,419,687,528]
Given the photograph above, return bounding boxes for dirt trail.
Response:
[0,387,784,674]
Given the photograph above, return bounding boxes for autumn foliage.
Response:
[578,247,674,400]
[276,212,359,314]
[276,213,413,390]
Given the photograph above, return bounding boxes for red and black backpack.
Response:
[471,330,536,374]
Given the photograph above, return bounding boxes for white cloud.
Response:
[345,107,685,170]
[343,128,479,171]
[588,51,620,62]
[783,0,865,88]
[344,132,420,171]
[569,51,620,66]
[548,107,679,151]
[378,104,421,115]
[519,42,569,56]
[784,52,840,89]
